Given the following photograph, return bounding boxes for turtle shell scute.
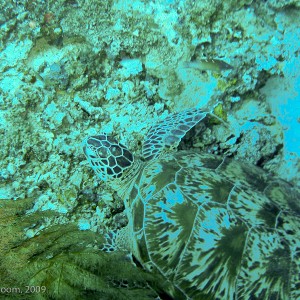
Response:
[130,151,300,299]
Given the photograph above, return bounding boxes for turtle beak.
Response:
[82,137,97,160]
[82,138,88,157]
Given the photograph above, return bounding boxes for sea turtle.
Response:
[82,107,300,300]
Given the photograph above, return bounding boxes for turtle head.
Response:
[82,134,134,182]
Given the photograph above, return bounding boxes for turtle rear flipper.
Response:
[142,107,208,161]
[101,226,130,252]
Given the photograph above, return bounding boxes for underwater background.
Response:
[0,0,299,299]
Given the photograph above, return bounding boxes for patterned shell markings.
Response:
[83,108,300,300]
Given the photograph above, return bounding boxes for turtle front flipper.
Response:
[142,107,208,160]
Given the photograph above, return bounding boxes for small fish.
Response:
[181,58,233,73]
